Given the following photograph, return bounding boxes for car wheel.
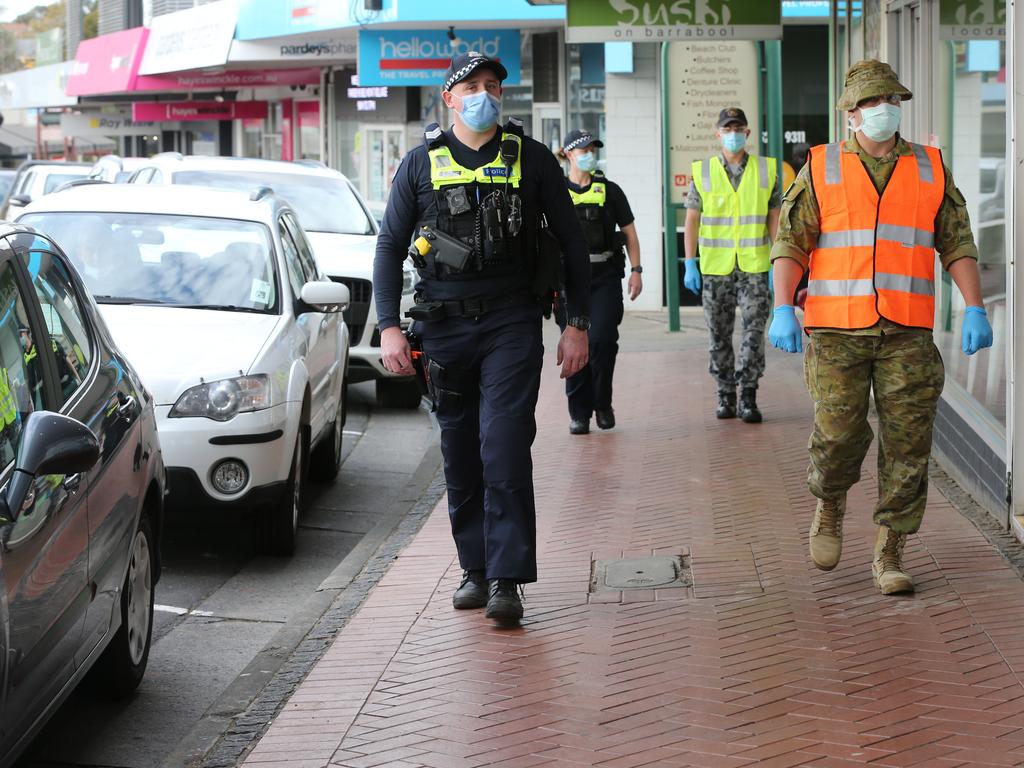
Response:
[91,515,155,698]
[310,383,346,483]
[376,377,422,409]
[263,430,303,556]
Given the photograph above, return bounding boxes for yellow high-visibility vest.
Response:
[692,154,776,275]
[428,132,522,189]
[0,369,17,429]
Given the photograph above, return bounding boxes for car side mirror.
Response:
[0,411,99,523]
[299,281,349,314]
[8,194,30,207]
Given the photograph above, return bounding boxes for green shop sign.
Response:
[566,0,782,43]
[939,0,1005,39]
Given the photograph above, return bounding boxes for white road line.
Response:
[154,604,188,615]
[155,604,216,618]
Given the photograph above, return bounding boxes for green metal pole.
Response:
[828,1,837,141]
[661,41,680,332]
[766,40,784,168]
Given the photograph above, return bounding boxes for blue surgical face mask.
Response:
[721,131,746,153]
[851,102,901,142]
[575,151,597,172]
[456,91,501,133]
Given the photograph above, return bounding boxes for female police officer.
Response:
[374,52,591,623]
[559,130,642,435]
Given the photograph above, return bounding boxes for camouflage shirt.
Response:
[770,135,978,335]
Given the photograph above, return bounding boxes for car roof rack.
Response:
[54,178,111,193]
[293,159,326,168]
[153,151,184,161]
[250,186,274,201]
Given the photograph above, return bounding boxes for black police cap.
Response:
[716,107,748,128]
[443,51,508,91]
[562,129,604,152]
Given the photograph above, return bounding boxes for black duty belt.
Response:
[408,290,535,322]
[443,289,536,318]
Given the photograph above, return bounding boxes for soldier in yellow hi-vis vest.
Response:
[683,107,781,423]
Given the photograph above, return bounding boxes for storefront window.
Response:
[298,101,320,160]
[567,43,606,143]
[503,32,535,137]
[935,39,1007,426]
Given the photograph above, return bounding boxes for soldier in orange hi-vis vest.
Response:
[768,60,993,597]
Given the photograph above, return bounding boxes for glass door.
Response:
[361,124,406,216]
[532,103,563,154]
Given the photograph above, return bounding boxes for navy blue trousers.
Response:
[561,276,624,420]
[416,303,544,583]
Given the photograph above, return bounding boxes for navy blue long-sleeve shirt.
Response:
[373,126,591,330]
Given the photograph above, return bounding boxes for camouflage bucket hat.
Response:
[837,59,913,111]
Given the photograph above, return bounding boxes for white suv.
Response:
[127,154,421,407]
[1,160,92,218]
[19,184,350,556]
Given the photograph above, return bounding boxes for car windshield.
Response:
[19,212,279,314]
[43,172,89,194]
[0,173,13,200]
[173,170,374,236]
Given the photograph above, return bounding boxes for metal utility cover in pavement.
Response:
[591,556,691,592]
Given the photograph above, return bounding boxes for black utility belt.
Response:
[405,290,535,322]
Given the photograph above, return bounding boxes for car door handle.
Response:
[63,473,81,493]
[117,394,137,419]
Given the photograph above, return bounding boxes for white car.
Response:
[88,154,151,183]
[18,184,351,556]
[127,154,422,408]
[1,160,92,218]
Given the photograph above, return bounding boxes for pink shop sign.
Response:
[66,27,149,96]
[132,67,321,91]
[132,101,269,122]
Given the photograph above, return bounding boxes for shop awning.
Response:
[0,123,37,157]
[66,27,149,97]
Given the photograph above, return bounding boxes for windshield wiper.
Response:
[94,295,166,305]
[174,304,268,313]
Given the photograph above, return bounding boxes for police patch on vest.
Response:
[434,155,452,168]
[483,167,509,177]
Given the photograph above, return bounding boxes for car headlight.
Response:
[402,258,417,295]
[169,375,271,421]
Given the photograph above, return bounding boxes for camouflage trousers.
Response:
[804,331,945,534]
[701,269,770,393]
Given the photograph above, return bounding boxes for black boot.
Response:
[716,391,736,419]
[595,409,615,430]
[485,579,524,622]
[739,388,762,423]
[569,417,590,435]
[452,570,488,609]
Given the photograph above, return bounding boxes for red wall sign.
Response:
[132,101,269,122]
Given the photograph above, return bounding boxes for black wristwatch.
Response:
[566,315,591,331]
[630,265,643,274]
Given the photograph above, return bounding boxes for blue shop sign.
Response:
[358,28,521,87]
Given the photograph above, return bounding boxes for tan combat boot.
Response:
[809,496,846,570]
[872,526,914,595]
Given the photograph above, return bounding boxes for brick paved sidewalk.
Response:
[242,313,1024,768]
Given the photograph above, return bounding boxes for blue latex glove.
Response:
[683,259,701,295]
[962,306,993,356]
[768,305,803,353]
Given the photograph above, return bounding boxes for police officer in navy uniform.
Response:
[558,129,642,435]
[374,51,592,623]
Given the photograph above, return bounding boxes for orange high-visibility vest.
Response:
[804,141,945,330]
